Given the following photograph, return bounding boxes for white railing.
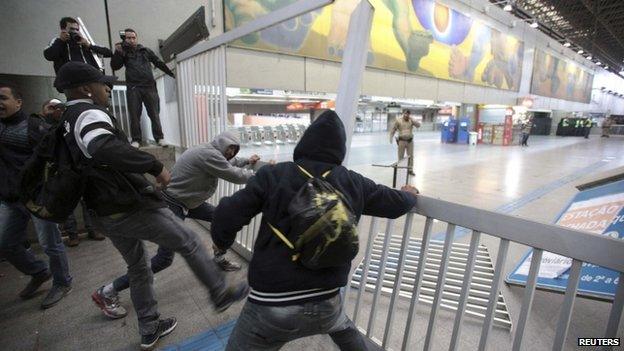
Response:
[224,194,624,351]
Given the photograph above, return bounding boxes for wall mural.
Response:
[224,0,525,91]
[530,49,594,103]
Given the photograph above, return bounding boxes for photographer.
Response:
[44,17,112,74]
[111,28,174,148]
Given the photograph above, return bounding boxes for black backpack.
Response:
[268,164,359,269]
[19,115,87,223]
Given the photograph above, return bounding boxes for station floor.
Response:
[1,131,623,350]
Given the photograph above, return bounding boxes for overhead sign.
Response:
[506,180,624,300]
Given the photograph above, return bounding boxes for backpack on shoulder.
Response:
[268,164,359,270]
[19,115,87,223]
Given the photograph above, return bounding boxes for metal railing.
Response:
[225,193,624,350]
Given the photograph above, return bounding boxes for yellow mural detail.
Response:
[224,0,525,91]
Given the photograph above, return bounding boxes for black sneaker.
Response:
[214,282,250,313]
[140,317,177,350]
[19,270,52,299]
[215,257,242,272]
[41,284,72,309]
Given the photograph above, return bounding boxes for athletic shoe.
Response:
[41,285,72,309]
[91,286,127,319]
[19,270,52,299]
[131,141,140,148]
[214,282,250,313]
[140,317,177,350]
[215,257,242,272]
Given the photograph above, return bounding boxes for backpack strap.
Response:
[267,222,300,262]
[296,164,331,179]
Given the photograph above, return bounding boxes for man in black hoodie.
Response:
[111,28,174,147]
[212,110,419,350]
[43,17,112,74]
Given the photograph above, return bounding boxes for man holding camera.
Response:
[44,17,112,74]
[111,28,174,148]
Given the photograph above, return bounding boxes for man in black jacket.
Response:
[212,110,419,350]
[54,62,247,350]
[0,83,73,309]
[43,17,112,74]
[111,28,174,148]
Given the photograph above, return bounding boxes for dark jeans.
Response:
[226,295,375,351]
[521,132,530,146]
[61,200,94,238]
[93,207,226,335]
[127,85,164,142]
[111,199,216,292]
[0,201,72,287]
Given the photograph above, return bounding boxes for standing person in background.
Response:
[601,117,613,138]
[520,117,533,147]
[0,83,73,309]
[111,28,174,148]
[583,117,593,139]
[389,109,420,175]
[44,17,112,74]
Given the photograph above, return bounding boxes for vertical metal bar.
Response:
[449,230,482,351]
[383,213,415,348]
[552,259,582,351]
[367,219,395,337]
[192,57,200,146]
[208,50,216,142]
[175,62,188,148]
[423,223,456,351]
[605,272,624,339]
[402,216,433,351]
[334,0,374,163]
[219,45,228,134]
[478,238,511,351]
[512,248,544,351]
[353,217,378,324]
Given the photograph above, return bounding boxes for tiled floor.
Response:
[1,131,622,350]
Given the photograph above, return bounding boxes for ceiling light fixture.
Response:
[563,42,571,47]
[503,1,513,11]
[577,49,584,54]
[596,61,601,65]
[587,55,593,60]
[530,20,539,28]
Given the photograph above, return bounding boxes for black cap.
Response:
[54,62,117,90]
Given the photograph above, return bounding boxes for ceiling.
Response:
[490,0,624,74]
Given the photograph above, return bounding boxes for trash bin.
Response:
[469,131,478,146]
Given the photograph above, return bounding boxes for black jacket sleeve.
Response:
[87,134,163,176]
[211,166,270,249]
[354,171,417,218]
[110,50,125,70]
[43,38,65,61]
[89,44,113,58]
[147,49,175,78]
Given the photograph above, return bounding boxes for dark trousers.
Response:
[583,127,591,138]
[127,85,164,142]
[112,199,216,292]
[521,133,530,146]
[60,200,94,239]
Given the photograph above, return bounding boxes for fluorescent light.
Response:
[530,20,538,28]
[604,66,609,69]
[596,61,601,65]
[563,42,571,47]
[587,55,592,60]
[577,49,584,54]
[503,2,513,11]
[619,70,624,76]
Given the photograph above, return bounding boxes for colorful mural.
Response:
[224,0,525,91]
[530,49,594,103]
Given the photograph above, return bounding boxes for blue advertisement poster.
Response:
[506,180,624,300]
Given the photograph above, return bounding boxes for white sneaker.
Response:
[131,141,140,148]
[157,139,168,147]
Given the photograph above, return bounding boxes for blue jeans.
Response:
[93,207,226,335]
[226,295,375,351]
[0,201,72,287]
[111,199,216,292]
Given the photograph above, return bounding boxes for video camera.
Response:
[68,28,81,43]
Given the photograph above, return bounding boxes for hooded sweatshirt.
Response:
[211,111,418,306]
[165,131,254,209]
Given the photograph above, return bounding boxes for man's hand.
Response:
[59,30,70,42]
[249,154,260,165]
[401,185,419,195]
[77,36,90,48]
[114,43,124,55]
[155,168,171,188]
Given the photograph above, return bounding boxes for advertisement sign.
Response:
[225,0,525,90]
[507,180,624,300]
[530,49,594,103]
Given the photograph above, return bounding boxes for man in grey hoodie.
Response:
[92,131,266,319]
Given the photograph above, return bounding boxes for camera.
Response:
[119,30,126,41]
[68,29,81,42]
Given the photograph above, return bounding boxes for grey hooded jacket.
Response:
[166,131,254,209]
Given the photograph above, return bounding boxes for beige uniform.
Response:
[602,119,612,137]
[389,117,420,170]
